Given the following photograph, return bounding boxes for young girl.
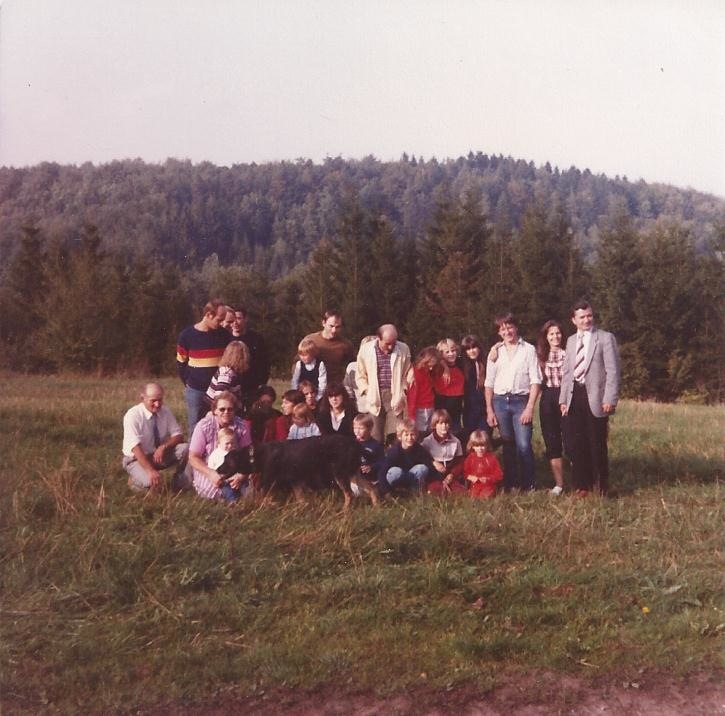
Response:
[291,337,327,400]
[536,320,567,495]
[407,346,442,435]
[422,409,466,495]
[433,338,465,435]
[273,389,305,440]
[317,382,355,436]
[206,427,242,503]
[206,340,250,409]
[287,403,322,440]
[460,335,488,442]
[464,429,503,499]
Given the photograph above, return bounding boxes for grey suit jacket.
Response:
[559,327,620,418]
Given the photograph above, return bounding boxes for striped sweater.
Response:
[176,326,231,391]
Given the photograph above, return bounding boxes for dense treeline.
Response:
[1,177,722,401]
[1,154,723,274]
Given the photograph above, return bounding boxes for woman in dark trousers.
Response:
[536,320,568,495]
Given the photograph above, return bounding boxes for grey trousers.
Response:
[123,443,193,492]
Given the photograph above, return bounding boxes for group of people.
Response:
[122,300,620,503]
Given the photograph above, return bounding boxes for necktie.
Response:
[151,414,161,447]
[573,334,586,383]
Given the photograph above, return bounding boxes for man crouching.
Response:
[122,383,193,493]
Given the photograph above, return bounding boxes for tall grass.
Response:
[0,372,722,714]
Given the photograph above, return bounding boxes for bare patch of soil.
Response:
[145,670,724,715]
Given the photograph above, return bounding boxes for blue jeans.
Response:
[492,393,536,491]
[184,386,209,437]
[385,464,429,494]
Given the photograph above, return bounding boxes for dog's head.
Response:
[217,445,256,477]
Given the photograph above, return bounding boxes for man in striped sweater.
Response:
[176,299,231,436]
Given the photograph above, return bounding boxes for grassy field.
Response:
[1,372,723,714]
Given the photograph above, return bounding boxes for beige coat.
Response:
[356,340,411,417]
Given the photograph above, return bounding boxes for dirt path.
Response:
[149,671,724,715]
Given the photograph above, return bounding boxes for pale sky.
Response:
[1,0,724,197]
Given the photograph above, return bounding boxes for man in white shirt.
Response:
[122,383,192,493]
[484,313,542,491]
[559,301,620,496]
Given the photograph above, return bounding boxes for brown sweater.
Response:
[302,332,354,385]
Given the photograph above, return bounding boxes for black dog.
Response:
[220,434,379,508]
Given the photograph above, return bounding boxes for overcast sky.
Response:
[1,0,724,197]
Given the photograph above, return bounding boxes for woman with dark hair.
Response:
[536,320,567,495]
[460,334,488,442]
[317,382,356,436]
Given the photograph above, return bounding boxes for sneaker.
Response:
[550,485,564,496]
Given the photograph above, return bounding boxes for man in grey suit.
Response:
[559,301,620,496]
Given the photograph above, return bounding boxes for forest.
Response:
[0,154,723,402]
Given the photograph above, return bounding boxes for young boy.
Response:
[380,418,434,495]
[287,403,322,440]
[291,338,328,400]
[351,413,384,496]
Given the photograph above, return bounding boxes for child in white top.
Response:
[287,403,322,440]
[206,427,242,503]
[291,338,327,400]
[207,427,237,470]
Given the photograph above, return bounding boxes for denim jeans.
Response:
[184,386,209,438]
[492,393,536,491]
[385,464,429,494]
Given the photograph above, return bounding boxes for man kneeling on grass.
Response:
[122,383,193,493]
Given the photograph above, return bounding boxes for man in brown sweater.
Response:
[302,309,355,385]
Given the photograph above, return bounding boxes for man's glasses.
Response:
[216,407,235,413]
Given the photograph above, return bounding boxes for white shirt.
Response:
[207,446,230,471]
[122,403,182,457]
[484,339,542,395]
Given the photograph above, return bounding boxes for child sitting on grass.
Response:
[206,427,243,503]
[273,389,305,440]
[464,429,503,499]
[422,409,466,496]
[350,413,385,498]
[247,385,281,444]
[380,418,434,495]
[287,403,321,440]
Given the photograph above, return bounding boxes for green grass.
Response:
[1,372,723,713]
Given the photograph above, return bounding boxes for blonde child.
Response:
[291,337,327,400]
[379,418,434,495]
[287,403,322,440]
[206,340,250,409]
[464,429,503,499]
[422,409,466,495]
[407,346,442,434]
[433,338,465,434]
[206,427,243,503]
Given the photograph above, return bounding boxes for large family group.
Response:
[122,299,620,503]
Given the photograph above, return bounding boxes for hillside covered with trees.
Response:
[0,154,723,402]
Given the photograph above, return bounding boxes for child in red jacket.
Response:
[464,429,503,499]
